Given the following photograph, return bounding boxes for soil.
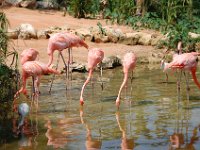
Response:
[3,7,157,70]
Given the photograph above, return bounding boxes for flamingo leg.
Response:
[49,52,60,93]
[130,71,134,84]
[32,76,35,94]
[165,73,169,83]
[60,51,68,90]
[177,70,182,90]
[68,48,73,80]
[99,62,103,90]
[183,71,190,91]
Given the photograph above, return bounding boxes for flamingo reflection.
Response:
[169,92,200,150]
[116,111,135,150]
[44,118,69,149]
[80,107,102,150]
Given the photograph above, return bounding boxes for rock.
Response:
[7,28,19,39]
[151,35,164,46]
[36,1,57,9]
[70,62,86,72]
[137,32,152,45]
[75,28,93,41]
[104,27,124,43]
[118,32,140,45]
[20,0,36,8]
[37,29,49,39]
[101,56,122,69]
[18,23,37,39]
[4,0,22,6]
[189,32,200,39]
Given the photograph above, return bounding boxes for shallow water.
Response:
[1,64,200,150]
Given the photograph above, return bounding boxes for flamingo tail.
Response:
[191,69,200,89]
[81,41,89,49]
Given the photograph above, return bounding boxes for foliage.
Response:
[0,11,19,116]
[104,0,135,24]
[0,64,19,120]
[0,12,9,64]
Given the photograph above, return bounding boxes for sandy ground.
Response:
[3,7,156,70]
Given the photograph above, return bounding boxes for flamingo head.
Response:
[116,98,120,108]
[80,98,84,106]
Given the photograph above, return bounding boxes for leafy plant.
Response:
[0,11,19,112]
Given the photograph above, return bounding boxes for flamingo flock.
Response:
[14,31,200,110]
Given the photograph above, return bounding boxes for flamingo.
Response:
[80,48,104,105]
[80,107,102,149]
[161,41,183,82]
[163,52,200,90]
[116,111,135,149]
[47,32,88,74]
[116,52,137,107]
[15,48,60,98]
[47,32,89,92]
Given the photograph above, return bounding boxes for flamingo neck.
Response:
[116,72,129,100]
[47,54,53,67]
[191,69,200,89]
[177,41,182,54]
[80,69,93,100]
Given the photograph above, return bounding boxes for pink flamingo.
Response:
[161,41,183,82]
[116,52,137,107]
[47,32,89,92]
[47,32,88,73]
[80,48,104,105]
[15,49,60,98]
[163,52,200,90]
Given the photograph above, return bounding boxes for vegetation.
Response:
[52,0,200,52]
[0,11,19,119]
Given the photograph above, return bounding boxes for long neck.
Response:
[177,41,182,54]
[116,72,129,100]
[80,69,93,101]
[191,68,200,89]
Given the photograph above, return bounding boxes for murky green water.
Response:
[1,64,200,150]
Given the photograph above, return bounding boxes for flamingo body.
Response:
[47,32,88,67]
[17,61,60,96]
[15,49,60,97]
[116,52,137,107]
[80,48,104,105]
[164,52,200,89]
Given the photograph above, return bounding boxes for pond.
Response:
[1,64,200,150]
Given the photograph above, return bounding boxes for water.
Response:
[1,64,200,150]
